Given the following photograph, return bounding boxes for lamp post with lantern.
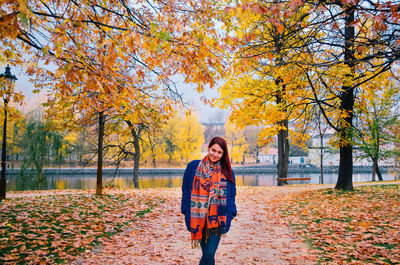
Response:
[0,65,17,200]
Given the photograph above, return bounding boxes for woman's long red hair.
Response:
[208,136,234,182]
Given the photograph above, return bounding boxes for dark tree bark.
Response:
[132,127,140,189]
[275,79,289,186]
[256,145,259,163]
[148,132,157,168]
[320,135,324,184]
[374,132,383,181]
[96,111,104,195]
[277,118,289,186]
[372,158,384,181]
[336,144,354,190]
[125,121,144,189]
[372,159,376,181]
[315,107,327,185]
[335,4,355,191]
[376,163,383,181]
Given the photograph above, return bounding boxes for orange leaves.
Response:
[276,23,285,34]
[0,12,18,26]
[72,186,317,264]
[137,69,145,79]
[280,185,400,264]
[357,220,372,228]
[0,11,20,40]
[267,52,273,62]
[0,189,164,264]
[29,0,206,129]
[1,0,229,130]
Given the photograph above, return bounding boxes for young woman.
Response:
[181,136,237,265]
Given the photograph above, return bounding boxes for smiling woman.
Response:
[181,136,237,265]
[208,144,223,166]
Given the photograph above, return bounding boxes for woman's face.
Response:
[208,144,224,164]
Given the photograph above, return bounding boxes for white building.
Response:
[257,148,310,165]
[257,133,397,167]
[309,134,396,167]
[257,148,277,164]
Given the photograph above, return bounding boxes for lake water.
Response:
[6,171,399,191]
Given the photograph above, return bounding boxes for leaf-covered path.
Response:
[71,186,317,265]
[5,181,399,264]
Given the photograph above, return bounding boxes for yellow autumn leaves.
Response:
[159,113,205,164]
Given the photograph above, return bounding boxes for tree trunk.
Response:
[375,131,383,181]
[96,111,104,196]
[126,121,142,189]
[132,129,140,189]
[277,118,289,186]
[335,5,355,191]
[376,163,383,181]
[372,159,377,181]
[275,77,289,186]
[336,144,354,190]
[320,135,324,184]
[148,133,157,168]
[277,128,284,185]
[373,158,383,181]
[256,145,259,163]
[284,119,289,174]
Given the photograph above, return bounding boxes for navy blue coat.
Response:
[181,160,237,234]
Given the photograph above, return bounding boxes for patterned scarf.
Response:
[190,155,228,246]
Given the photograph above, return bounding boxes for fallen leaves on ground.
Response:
[4,183,398,264]
[280,184,400,264]
[72,186,315,265]
[0,188,163,264]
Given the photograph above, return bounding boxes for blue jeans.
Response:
[199,230,221,265]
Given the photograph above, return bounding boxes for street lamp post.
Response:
[0,65,17,200]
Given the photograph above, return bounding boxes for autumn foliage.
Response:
[0,189,164,264]
[281,185,400,264]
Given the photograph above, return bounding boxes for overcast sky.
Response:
[3,65,228,123]
[172,75,228,123]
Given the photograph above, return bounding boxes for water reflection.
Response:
[6,172,399,192]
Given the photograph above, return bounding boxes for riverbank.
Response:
[5,167,399,192]
[5,164,397,175]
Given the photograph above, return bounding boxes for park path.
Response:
[72,185,321,265]
[10,181,399,264]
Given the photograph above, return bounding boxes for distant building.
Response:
[201,122,225,144]
[309,134,396,167]
[288,156,309,164]
[257,148,277,164]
